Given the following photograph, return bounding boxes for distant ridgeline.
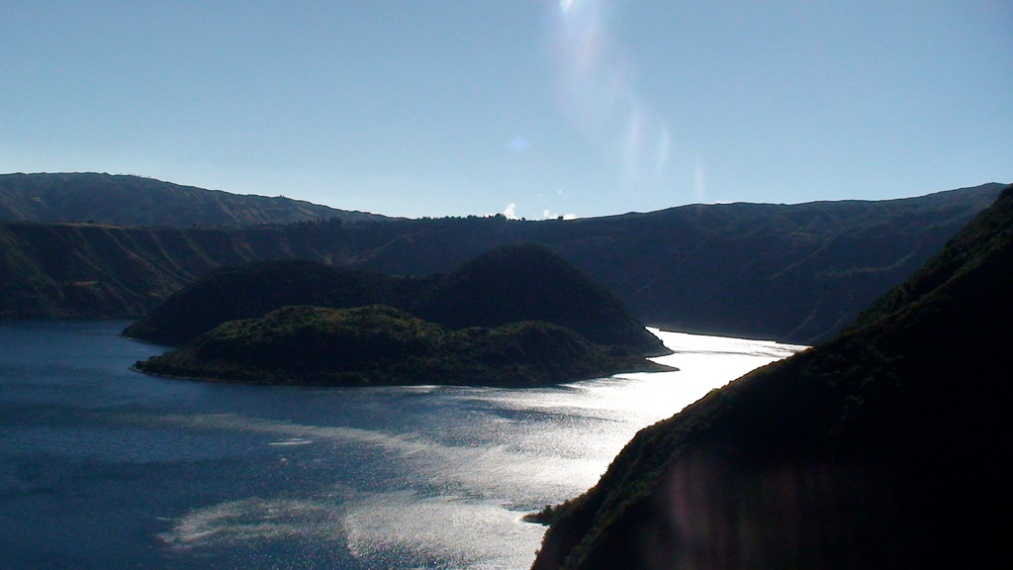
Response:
[0,172,1007,345]
[0,172,391,226]
[529,186,1013,568]
[129,244,673,386]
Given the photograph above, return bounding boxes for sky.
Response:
[1,1,1010,219]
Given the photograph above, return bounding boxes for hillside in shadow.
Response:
[529,186,1013,568]
[124,243,667,357]
[0,177,1004,344]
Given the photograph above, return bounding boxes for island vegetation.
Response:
[123,243,669,357]
[129,243,673,386]
[133,305,673,386]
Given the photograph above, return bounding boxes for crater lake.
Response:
[0,320,803,569]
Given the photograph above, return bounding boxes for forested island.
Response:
[130,244,672,386]
[133,305,672,386]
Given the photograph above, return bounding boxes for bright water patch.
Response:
[0,322,803,569]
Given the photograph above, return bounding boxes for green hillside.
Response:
[531,186,1013,568]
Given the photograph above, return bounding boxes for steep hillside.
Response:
[530,187,1013,568]
[0,222,357,318]
[1,182,1004,344]
[124,244,667,356]
[133,305,672,387]
[120,259,396,344]
[354,183,1005,343]
[408,243,660,351]
[0,172,389,227]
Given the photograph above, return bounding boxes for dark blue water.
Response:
[0,321,802,569]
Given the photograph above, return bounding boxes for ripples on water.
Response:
[0,321,803,569]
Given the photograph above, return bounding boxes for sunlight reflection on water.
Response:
[0,322,804,569]
[154,329,805,569]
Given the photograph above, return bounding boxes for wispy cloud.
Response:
[543,209,577,220]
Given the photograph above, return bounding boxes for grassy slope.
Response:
[532,185,1013,569]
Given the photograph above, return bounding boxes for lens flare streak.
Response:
[550,0,672,186]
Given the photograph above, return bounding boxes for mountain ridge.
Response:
[0,177,1005,344]
[0,172,391,227]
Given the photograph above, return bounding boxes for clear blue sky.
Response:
[1,1,1009,219]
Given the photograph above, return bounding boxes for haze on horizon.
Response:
[1,0,1009,219]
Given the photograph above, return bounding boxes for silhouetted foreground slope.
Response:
[124,243,668,356]
[133,305,672,386]
[531,186,1013,568]
[0,172,388,226]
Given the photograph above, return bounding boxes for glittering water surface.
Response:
[0,321,803,569]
